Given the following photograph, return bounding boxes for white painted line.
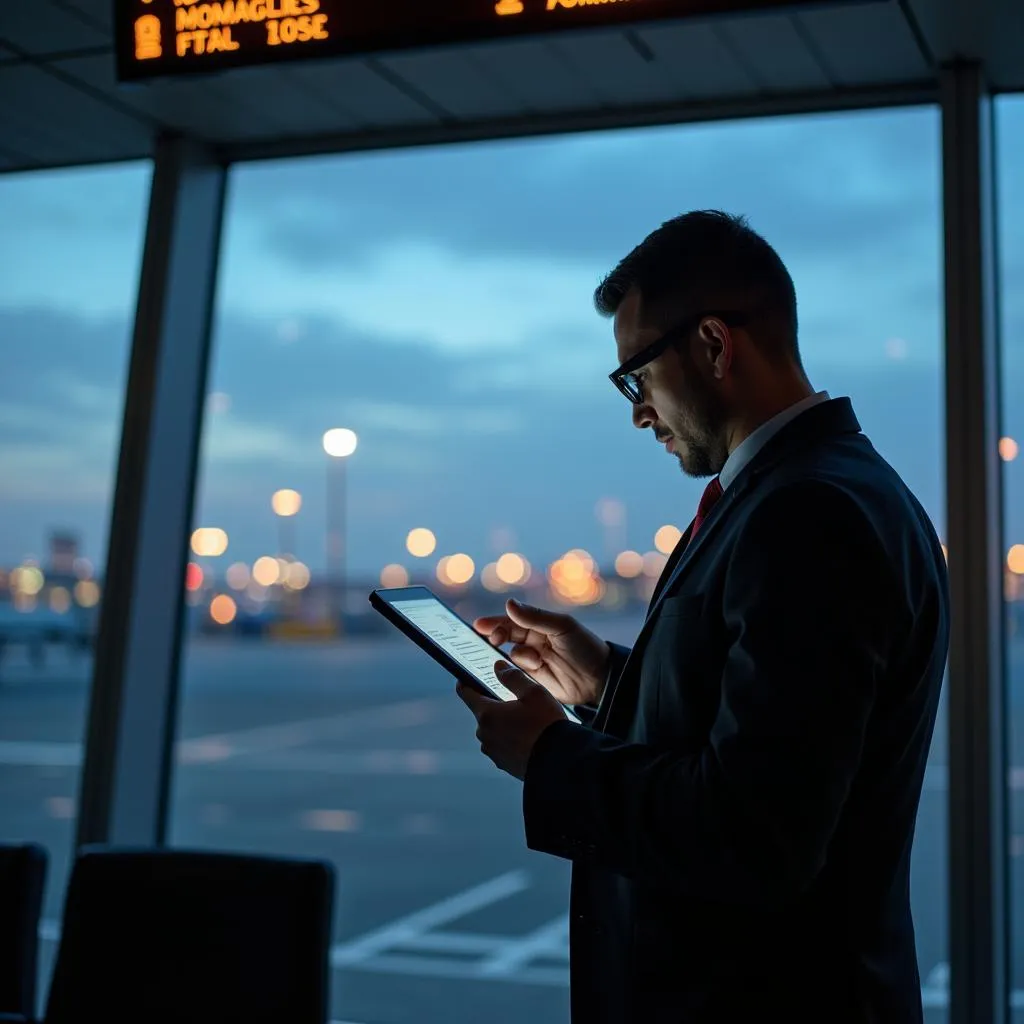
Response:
[177,697,446,763]
[333,953,571,987]
[478,914,569,976]
[0,697,450,769]
[396,931,508,955]
[331,871,529,967]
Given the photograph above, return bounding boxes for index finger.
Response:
[472,615,528,646]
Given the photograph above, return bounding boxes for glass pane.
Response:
[0,163,151,1009]
[996,94,1024,1022]
[171,108,946,1023]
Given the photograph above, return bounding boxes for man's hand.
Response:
[456,661,569,780]
[473,598,610,707]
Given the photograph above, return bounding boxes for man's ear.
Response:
[699,317,733,379]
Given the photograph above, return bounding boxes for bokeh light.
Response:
[73,557,93,580]
[999,436,1019,462]
[446,553,475,585]
[406,528,437,558]
[654,524,682,554]
[548,549,603,605]
[481,562,507,592]
[595,497,626,527]
[11,566,45,596]
[283,561,311,590]
[643,551,667,578]
[74,580,100,608]
[1008,544,1024,575]
[185,563,204,592]
[271,489,302,517]
[226,562,250,590]
[380,563,410,588]
[323,427,358,458]
[191,527,228,557]
[210,594,238,626]
[252,556,281,587]
[614,550,644,578]
[496,552,529,585]
[49,587,71,614]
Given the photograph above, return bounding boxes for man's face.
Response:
[613,288,731,478]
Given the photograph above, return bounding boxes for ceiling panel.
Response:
[716,13,833,93]
[795,2,932,85]
[0,62,150,166]
[61,55,331,144]
[283,61,445,128]
[468,38,601,115]
[55,0,114,32]
[629,22,759,101]
[378,48,532,121]
[0,0,108,56]
[256,66,364,134]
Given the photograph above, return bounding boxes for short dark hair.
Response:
[594,210,800,366]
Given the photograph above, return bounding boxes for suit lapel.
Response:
[592,474,752,734]
[591,396,863,736]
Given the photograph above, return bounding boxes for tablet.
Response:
[369,585,581,724]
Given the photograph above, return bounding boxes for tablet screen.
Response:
[390,596,518,701]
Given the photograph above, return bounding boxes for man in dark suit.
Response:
[457,210,949,1023]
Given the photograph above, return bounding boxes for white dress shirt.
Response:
[718,391,831,491]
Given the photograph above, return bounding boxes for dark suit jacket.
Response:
[523,397,949,1023]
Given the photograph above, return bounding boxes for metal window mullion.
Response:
[76,135,227,848]
[941,60,1009,1024]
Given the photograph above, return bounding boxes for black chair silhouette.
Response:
[0,843,47,1022]
[43,848,335,1024]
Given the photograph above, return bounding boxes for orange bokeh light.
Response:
[210,594,237,626]
[1008,544,1024,575]
[185,562,204,592]
[614,550,643,578]
[381,563,410,588]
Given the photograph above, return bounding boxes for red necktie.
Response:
[691,476,723,540]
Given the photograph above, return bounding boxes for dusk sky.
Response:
[2,99,1022,579]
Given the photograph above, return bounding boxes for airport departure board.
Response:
[114,0,848,81]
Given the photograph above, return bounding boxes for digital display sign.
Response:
[115,0,849,81]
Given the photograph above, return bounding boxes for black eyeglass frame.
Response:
[608,309,751,404]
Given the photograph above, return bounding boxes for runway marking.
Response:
[331,871,530,967]
[477,914,568,977]
[0,696,450,768]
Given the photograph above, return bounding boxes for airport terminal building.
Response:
[1,1,1023,1022]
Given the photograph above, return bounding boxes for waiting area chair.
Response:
[43,847,335,1024]
[0,842,47,1021]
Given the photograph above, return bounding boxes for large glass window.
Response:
[996,94,1024,1022]
[170,109,946,1023]
[0,162,151,998]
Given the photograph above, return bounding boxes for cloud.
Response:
[238,107,941,274]
[3,101,1024,569]
[217,238,602,354]
[0,163,151,316]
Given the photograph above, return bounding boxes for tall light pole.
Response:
[271,488,302,560]
[322,428,357,630]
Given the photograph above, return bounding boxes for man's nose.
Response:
[632,402,655,430]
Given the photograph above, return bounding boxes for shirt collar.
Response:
[719,391,831,491]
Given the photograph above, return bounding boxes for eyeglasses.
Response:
[608,310,750,404]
